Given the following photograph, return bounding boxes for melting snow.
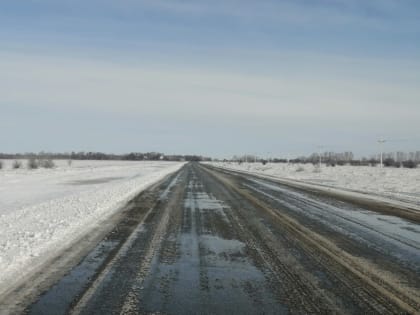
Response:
[0,160,184,295]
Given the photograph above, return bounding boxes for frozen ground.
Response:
[0,160,184,296]
[206,162,420,205]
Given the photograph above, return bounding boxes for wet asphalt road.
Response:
[22,163,420,314]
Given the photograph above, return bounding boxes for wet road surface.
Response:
[13,163,420,314]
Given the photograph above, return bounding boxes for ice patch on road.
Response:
[249,178,420,249]
[245,180,420,272]
[201,235,245,257]
[184,187,229,224]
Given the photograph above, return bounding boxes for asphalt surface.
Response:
[14,163,420,314]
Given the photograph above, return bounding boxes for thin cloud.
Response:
[1,51,418,123]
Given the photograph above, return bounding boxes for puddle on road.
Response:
[138,178,286,314]
[27,240,119,315]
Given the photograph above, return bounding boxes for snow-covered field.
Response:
[207,162,420,204]
[0,160,184,295]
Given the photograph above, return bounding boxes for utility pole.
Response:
[378,139,386,168]
[317,146,323,168]
[319,152,322,168]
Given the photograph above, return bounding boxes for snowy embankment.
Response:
[206,162,420,205]
[0,160,184,295]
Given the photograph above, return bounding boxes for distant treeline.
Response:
[230,151,420,168]
[0,152,212,162]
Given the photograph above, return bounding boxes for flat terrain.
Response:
[3,163,420,314]
[208,162,420,205]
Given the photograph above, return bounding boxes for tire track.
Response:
[202,164,420,314]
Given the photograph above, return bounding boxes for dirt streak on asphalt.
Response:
[19,163,420,314]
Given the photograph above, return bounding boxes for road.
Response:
[8,163,420,314]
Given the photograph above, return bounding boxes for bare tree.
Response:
[13,160,22,169]
[27,158,39,169]
[39,159,55,168]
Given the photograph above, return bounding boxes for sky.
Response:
[1,0,419,158]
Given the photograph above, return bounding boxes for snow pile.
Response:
[0,160,184,295]
[206,162,420,204]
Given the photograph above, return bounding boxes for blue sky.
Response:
[1,0,419,158]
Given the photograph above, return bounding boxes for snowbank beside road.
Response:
[206,162,420,205]
[0,160,185,296]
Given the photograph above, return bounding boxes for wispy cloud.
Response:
[1,51,418,123]
[131,0,420,30]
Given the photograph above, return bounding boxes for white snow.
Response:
[0,160,184,295]
[206,162,420,205]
